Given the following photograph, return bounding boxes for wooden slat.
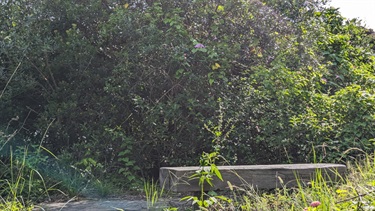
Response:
[159,164,346,192]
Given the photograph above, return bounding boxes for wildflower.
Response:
[310,201,321,207]
[194,43,205,48]
[321,78,327,83]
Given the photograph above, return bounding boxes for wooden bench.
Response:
[159,164,346,192]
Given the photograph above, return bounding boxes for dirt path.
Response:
[34,199,149,211]
[33,197,189,211]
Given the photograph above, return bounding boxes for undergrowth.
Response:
[168,152,375,211]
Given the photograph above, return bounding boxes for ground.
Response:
[34,195,190,211]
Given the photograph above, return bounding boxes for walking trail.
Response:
[33,196,189,211]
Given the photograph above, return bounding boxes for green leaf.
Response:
[127,175,135,181]
[206,178,213,186]
[212,166,223,181]
[217,5,224,12]
[180,196,194,201]
[207,190,217,196]
[119,157,129,162]
[215,131,222,137]
[175,68,184,79]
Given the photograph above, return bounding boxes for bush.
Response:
[1,0,374,184]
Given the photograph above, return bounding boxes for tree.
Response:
[1,0,374,184]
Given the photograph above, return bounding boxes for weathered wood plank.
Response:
[159,164,346,192]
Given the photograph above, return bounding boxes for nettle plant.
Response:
[181,151,232,210]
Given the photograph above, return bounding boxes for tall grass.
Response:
[233,154,375,211]
[144,179,165,209]
[0,127,55,210]
[0,147,47,211]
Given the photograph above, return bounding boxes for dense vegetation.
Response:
[1,0,375,204]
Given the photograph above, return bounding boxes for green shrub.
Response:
[1,0,374,184]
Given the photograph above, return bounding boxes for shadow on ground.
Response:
[34,197,190,211]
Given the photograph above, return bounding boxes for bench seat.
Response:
[159,164,346,192]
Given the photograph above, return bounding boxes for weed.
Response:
[181,152,232,210]
[144,179,165,209]
[0,147,41,210]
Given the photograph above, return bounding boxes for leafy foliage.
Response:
[1,0,374,187]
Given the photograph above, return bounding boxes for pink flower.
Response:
[194,43,205,48]
[310,201,321,207]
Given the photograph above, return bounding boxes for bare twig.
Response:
[26,56,55,91]
[39,118,55,148]
[0,62,22,99]
[336,189,375,204]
